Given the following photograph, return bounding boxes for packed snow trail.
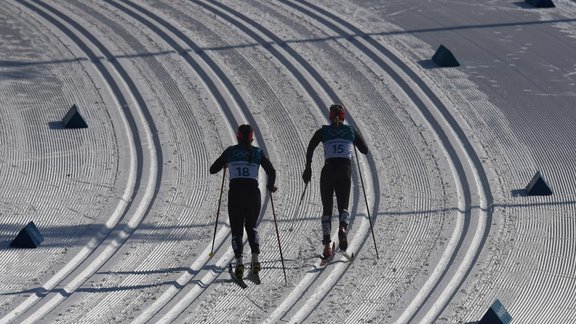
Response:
[2,0,159,321]
[4,0,576,323]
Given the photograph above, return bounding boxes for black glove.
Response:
[267,183,278,193]
[302,166,311,183]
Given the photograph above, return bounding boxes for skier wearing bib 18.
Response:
[302,104,368,260]
[210,124,277,281]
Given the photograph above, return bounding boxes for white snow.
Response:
[1,0,576,323]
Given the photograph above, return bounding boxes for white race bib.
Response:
[323,139,353,159]
[228,161,259,180]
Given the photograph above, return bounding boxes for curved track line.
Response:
[272,1,464,322]
[1,0,160,321]
[95,1,379,322]
[91,0,277,321]
[177,1,381,322]
[99,1,244,321]
[416,6,576,321]
[284,0,493,322]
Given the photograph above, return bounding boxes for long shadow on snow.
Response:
[0,222,222,249]
[0,16,572,72]
[3,197,572,248]
[195,17,576,52]
[0,264,224,296]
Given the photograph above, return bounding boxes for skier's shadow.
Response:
[307,255,351,273]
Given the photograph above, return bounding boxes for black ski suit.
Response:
[210,143,276,258]
[304,123,368,245]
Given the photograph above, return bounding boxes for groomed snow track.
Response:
[1,1,495,323]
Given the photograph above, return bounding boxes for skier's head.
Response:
[237,124,254,144]
[329,104,346,124]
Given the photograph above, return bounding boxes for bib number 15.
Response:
[332,144,344,154]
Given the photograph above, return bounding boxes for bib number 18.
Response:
[237,167,250,177]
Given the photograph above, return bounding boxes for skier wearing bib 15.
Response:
[210,124,277,279]
[302,104,368,259]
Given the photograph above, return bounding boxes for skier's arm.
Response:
[305,129,323,167]
[302,129,322,183]
[260,154,277,191]
[210,150,228,174]
[354,129,368,154]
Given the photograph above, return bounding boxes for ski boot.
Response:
[252,262,261,275]
[320,242,335,266]
[338,225,348,251]
[235,264,245,279]
[251,262,262,284]
[323,243,333,258]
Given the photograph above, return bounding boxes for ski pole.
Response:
[354,147,379,259]
[269,191,288,283]
[298,182,309,207]
[209,167,226,257]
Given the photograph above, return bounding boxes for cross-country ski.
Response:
[337,250,355,262]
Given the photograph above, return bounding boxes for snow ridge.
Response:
[3,0,159,321]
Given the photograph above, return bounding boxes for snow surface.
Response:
[1,0,576,323]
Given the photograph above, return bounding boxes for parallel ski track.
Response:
[189,1,452,321]
[97,0,264,321]
[31,0,265,321]
[56,0,297,322]
[169,1,387,323]
[181,0,344,282]
[2,0,255,321]
[2,0,160,321]
[0,3,119,250]
[92,0,382,322]
[277,0,493,322]
[0,4,120,307]
[107,0,346,321]
[31,0,238,321]
[102,0,486,322]
[3,1,489,323]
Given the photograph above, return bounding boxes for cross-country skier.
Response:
[210,124,277,279]
[302,104,368,259]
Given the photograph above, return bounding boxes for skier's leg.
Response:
[335,163,352,251]
[245,186,261,256]
[320,165,334,246]
[228,190,244,262]
[335,163,352,227]
[241,186,262,275]
[337,210,349,251]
